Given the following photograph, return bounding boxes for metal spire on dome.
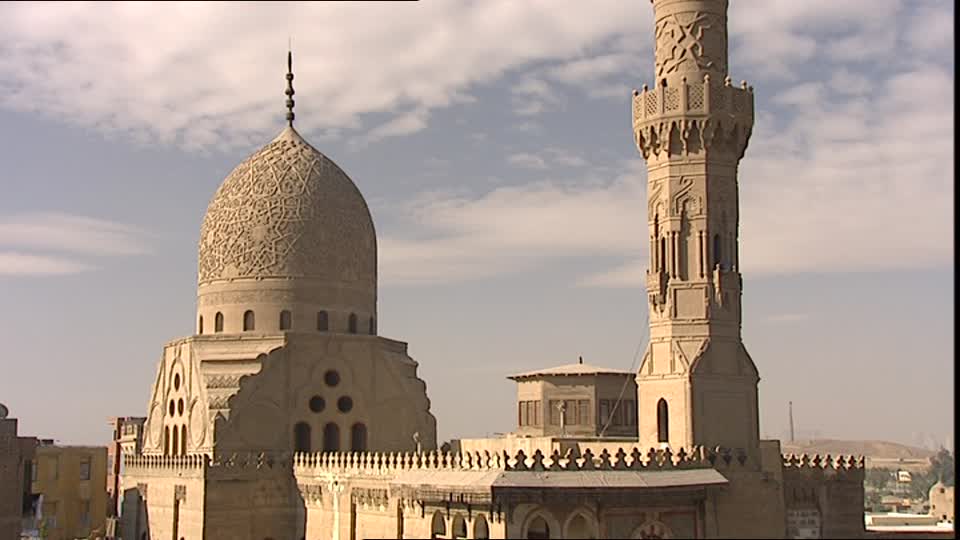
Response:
[285,47,295,127]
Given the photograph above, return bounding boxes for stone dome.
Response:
[195,125,377,333]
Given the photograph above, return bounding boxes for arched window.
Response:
[431,512,446,539]
[452,515,467,539]
[172,425,179,456]
[368,316,375,335]
[243,310,255,331]
[279,310,292,330]
[527,516,550,539]
[317,311,328,331]
[474,515,489,540]
[659,237,667,273]
[566,514,595,539]
[214,312,223,333]
[323,423,340,452]
[181,425,187,455]
[350,423,367,452]
[198,316,203,334]
[294,422,311,453]
[657,398,669,443]
[348,313,357,334]
[713,233,722,269]
[164,426,170,456]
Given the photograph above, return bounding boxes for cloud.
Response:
[507,153,548,170]
[0,213,149,277]
[0,252,92,276]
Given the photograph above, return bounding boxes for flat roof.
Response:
[509,362,634,380]
[391,468,727,490]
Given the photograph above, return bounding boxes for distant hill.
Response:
[780,439,936,462]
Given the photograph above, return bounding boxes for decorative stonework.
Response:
[655,11,726,80]
[198,127,376,289]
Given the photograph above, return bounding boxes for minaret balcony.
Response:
[632,75,754,133]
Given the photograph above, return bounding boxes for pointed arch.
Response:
[430,511,446,539]
[317,311,329,331]
[214,312,224,333]
[180,425,187,455]
[473,514,489,539]
[198,315,204,334]
[657,398,670,443]
[294,422,311,453]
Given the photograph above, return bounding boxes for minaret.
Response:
[632,0,760,456]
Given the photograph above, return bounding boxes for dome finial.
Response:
[285,44,295,127]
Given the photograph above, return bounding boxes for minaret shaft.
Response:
[633,0,760,457]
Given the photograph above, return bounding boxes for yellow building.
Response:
[30,444,108,540]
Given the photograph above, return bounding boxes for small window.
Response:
[338,396,353,413]
[198,316,203,334]
[713,233,722,269]
[657,398,670,443]
[350,423,367,452]
[578,400,590,426]
[214,312,224,333]
[172,425,179,456]
[169,400,175,416]
[317,311,329,331]
[79,458,91,481]
[279,310,292,330]
[178,398,184,416]
[181,425,187,455]
[309,396,326,413]
[243,310,255,331]
[323,423,340,452]
[368,316,375,335]
[324,370,340,387]
[348,313,357,334]
[294,422,311,453]
[174,374,181,391]
[164,427,170,455]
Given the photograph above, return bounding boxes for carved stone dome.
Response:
[195,125,377,332]
[198,126,376,286]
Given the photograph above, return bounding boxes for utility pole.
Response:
[789,401,795,443]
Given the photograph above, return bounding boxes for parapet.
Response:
[782,453,866,479]
[632,74,754,128]
[294,445,757,475]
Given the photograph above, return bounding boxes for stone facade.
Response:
[117,1,868,538]
[0,406,38,540]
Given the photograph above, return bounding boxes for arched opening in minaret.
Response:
[348,313,358,334]
[214,312,223,333]
[180,425,187,455]
[350,423,367,452]
[713,233,722,270]
[198,315,203,334]
[243,310,255,331]
[657,398,669,443]
[172,424,179,456]
[527,516,550,539]
[317,311,329,331]
[659,237,667,274]
[164,426,170,455]
[279,310,292,330]
[323,422,340,452]
[294,422,311,453]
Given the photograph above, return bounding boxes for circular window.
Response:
[168,400,175,416]
[174,374,181,391]
[309,396,326,413]
[337,396,353,413]
[177,398,184,416]
[324,370,340,387]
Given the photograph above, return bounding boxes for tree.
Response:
[865,468,892,491]
[929,448,955,487]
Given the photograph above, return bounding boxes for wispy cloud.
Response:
[0,213,149,277]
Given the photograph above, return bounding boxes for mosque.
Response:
[119,1,867,538]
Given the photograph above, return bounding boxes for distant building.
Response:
[929,481,954,523]
[28,443,108,540]
[0,404,38,540]
[106,417,145,518]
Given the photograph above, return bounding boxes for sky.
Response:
[0,1,954,450]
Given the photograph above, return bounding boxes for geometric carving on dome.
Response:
[198,127,376,288]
